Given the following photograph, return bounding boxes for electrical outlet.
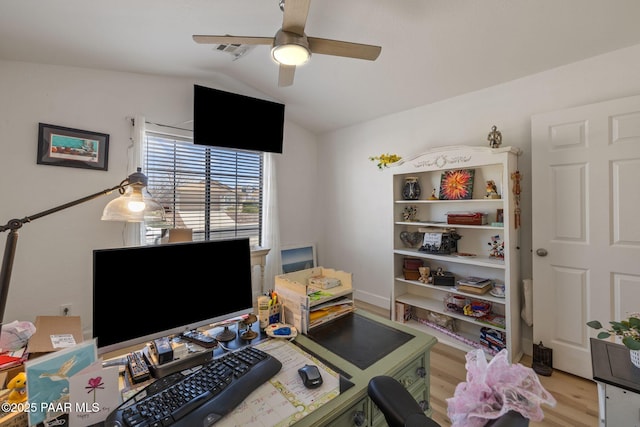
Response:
[60,304,72,316]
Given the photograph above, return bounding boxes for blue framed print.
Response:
[37,123,109,171]
[281,244,317,273]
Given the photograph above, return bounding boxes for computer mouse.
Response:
[298,364,323,388]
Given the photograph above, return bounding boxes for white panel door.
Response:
[532,94,640,379]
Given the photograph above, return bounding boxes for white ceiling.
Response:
[2,0,640,134]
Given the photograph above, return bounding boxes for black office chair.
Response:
[367,375,529,427]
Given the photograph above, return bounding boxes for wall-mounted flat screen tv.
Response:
[194,85,284,153]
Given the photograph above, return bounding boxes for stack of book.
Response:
[480,327,506,352]
[456,276,492,294]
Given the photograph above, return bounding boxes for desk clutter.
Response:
[0,308,344,427]
[274,267,355,335]
[0,265,370,427]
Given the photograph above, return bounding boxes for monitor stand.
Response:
[216,326,236,342]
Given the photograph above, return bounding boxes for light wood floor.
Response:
[354,301,599,427]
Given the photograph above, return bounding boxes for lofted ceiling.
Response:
[2,0,640,134]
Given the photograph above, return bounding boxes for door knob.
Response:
[536,248,548,257]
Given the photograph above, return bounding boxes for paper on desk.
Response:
[68,361,120,427]
[215,340,340,427]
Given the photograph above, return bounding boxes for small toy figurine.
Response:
[488,235,504,259]
[485,180,500,199]
[488,125,502,148]
[6,372,27,404]
[429,188,438,200]
[402,205,417,221]
[418,266,431,284]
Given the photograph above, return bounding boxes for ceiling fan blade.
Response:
[282,0,310,36]
[193,35,273,46]
[278,64,296,87]
[307,37,381,61]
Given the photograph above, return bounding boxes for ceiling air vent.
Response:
[215,44,255,60]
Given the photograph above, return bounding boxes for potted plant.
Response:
[588,313,640,369]
[587,314,640,350]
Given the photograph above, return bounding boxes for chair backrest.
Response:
[367,375,529,427]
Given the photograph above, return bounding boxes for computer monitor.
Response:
[92,238,253,355]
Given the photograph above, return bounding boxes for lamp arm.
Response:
[0,182,129,234]
[0,180,131,324]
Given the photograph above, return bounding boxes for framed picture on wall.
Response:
[280,244,317,273]
[37,123,109,171]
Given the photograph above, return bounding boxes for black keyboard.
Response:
[105,346,282,427]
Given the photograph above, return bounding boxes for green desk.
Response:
[108,310,437,427]
[288,310,437,427]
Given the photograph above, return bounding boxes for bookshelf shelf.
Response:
[389,146,522,362]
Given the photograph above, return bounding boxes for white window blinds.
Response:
[143,131,263,246]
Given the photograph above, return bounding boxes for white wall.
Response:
[273,121,320,257]
[3,43,640,352]
[0,60,319,334]
[316,43,640,350]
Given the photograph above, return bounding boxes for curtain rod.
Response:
[128,117,192,133]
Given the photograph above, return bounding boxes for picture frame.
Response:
[37,123,109,171]
[281,244,317,273]
[439,168,475,200]
[25,339,98,426]
[496,208,504,223]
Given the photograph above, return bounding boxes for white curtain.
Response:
[126,115,146,246]
[262,152,282,293]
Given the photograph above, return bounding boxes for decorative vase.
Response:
[402,177,421,200]
[630,349,640,368]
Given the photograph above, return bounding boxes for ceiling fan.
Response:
[192,0,382,87]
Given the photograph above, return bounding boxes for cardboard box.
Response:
[0,366,24,390]
[0,410,27,427]
[26,316,83,358]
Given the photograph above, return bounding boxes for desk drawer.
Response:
[370,382,429,426]
[394,352,428,389]
[330,396,369,427]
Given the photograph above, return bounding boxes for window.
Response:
[142,131,263,246]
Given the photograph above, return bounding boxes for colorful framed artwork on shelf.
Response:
[281,243,317,274]
[439,168,475,200]
[37,123,109,171]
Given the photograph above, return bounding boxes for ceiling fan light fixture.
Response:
[271,29,311,66]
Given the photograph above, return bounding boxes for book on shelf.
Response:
[477,313,506,328]
[456,276,492,287]
[457,283,492,295]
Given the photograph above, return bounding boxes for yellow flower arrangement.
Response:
[369,153,401,170]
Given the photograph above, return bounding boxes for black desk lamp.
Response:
[0,168,165,324]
